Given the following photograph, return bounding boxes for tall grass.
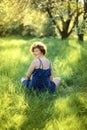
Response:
[0,36,87,130]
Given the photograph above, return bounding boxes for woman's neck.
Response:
[39,55,44,58]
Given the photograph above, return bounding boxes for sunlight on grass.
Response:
[68,50,80,63]
[44,115,82,130]
[54,97,69,113]
[0,36,87,130]
[68,39,81,63]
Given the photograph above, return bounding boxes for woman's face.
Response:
[33,48,43,58]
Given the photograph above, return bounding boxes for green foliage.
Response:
[0,0,85,38]
[42,18,56,37]
[0,36,87,130]
[0,0,25,36]
[76,20,87,34]
[0,0,56,37]
[30,0,84,39]
[22,9,47,37]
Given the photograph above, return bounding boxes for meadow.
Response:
[0,36,87,130]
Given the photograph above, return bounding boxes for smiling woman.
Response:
[21,41,61,93]
[30,42,47,56]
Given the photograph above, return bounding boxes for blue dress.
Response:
[22,58,56,93]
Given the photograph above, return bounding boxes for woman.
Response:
[21,42,61,93]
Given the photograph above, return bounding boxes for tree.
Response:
[29,0,83,39]
[0,0,27,36]
[84,0,87,20]
[75,0,87,41]
[75,0,84,41]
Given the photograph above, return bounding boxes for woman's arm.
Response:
[26,60,36,80]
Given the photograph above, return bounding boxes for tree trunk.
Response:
[84,0,87,20]
[78,34,84,41]
[76,0,84,41]
[77,0,87,41]
[61,32,68,39]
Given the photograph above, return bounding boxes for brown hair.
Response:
[30,42,47,55]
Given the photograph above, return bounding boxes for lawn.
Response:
[0,36,87,130]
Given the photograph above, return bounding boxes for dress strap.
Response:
[38,58,43,69]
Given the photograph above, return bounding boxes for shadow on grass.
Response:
[64,40,87,88]
[19,84,87,130]
[20,87,57,130]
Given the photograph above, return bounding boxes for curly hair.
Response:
[30,42,47,55]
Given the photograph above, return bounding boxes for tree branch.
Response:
[68,11,83,36]
[46,7,62,35]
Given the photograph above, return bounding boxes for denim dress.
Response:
[22,58,56,93]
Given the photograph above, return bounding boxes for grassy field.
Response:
[0,36,87,130]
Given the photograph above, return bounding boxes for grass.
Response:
[0,36,87,130]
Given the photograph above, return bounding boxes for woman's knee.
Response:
[53,77,61,87]
[21,77,26,83]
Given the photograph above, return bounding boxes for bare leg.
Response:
[53,77,61,87]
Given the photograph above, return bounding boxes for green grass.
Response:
[0,36,87,130]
